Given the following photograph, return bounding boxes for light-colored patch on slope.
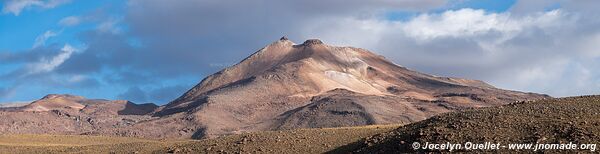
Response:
[303,70,383,95]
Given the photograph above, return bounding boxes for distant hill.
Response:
[0,94,158,135]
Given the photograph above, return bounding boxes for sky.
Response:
[1,0,600,104]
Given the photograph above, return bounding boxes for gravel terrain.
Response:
[347,96,600,153]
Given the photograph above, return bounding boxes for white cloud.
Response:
[58,16,80,26]
[399,9,564,42]
[1,0,70,16]
[303,8,600,97]
[33,30,58,48]
[25,44,76,75]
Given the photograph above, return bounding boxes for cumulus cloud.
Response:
[1,0,70,16]
[399,9,564,41]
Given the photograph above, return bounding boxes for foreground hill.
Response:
[348,95,600,153]
[149,37,548,138]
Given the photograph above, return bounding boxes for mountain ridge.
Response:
[0,38,549,139]
[151,38,549,138]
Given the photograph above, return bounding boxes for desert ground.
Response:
[0,124,399,153]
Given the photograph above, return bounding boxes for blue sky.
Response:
[1,0,600,104]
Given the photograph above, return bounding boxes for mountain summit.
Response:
[150,38,548,138]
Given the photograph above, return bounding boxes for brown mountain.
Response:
[144,37,548,138]
[0,38,548,139]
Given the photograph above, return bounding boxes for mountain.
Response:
[0,94,158,135]
[144,37,548,138]
[0,38,549,139]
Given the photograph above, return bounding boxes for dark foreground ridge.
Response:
[338,95,600,153]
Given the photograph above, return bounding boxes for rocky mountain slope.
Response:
[348,95,600,153]
[145,37,548,138]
